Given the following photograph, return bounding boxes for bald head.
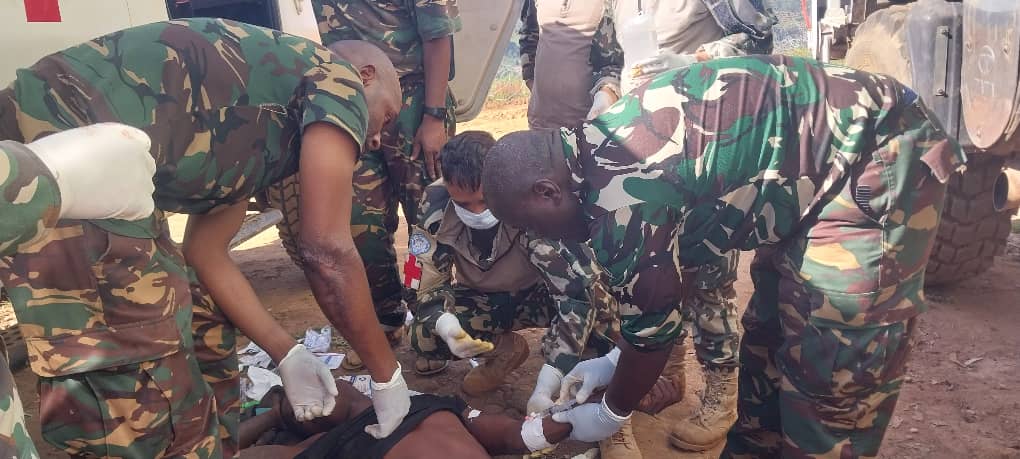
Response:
[482,130,589,240]
[328,40,401,151]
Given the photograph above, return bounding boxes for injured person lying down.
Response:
[240,376,681,458]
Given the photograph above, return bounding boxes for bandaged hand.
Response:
[585,88,619,120]
[527,364,564,414]
[551,394,631,443]
[365,363,412,439]
[558,347,620,404]
[630,50,700,80]
[278,344,339,422]
[436,312,494,358]
[27,123,156,221]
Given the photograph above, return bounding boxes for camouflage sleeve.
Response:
[526,234,601,372]
[405,183,455,312]
[590,204,684,350]
[519,0,538,82]
[590,1,622,97]
[0,140,60,257]
[300,59,370,153]
[413,0,463,41]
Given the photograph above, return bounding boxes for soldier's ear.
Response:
[359,64,378,85]
[532,179,561,201]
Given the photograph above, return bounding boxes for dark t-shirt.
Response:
[295,394,469,459]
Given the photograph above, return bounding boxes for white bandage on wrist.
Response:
[605,347,622,366]
[520,416,554,452]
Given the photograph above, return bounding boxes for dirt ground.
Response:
[13,103,1020,458]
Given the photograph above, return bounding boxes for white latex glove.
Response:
[365,363,412,439]
[585,88,619,120]
[551,394,631,443]
[28,123,156,220]
[527,364,564,415]
[630,50,700,80]
[436,312,494,358]
[698,34,751,59]
[278,344,339,422]
[559,347,620,404]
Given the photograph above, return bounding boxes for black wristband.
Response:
[423,106,447,122]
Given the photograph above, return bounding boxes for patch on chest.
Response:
[409,232,432,256]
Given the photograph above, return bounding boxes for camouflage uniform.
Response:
[407,182,618,374]
[597,0,778,375]
[518,0,619,129]
[557,56,964,456]
[0,18,369,458]
[313,0,460,329]
[0,141,57,459]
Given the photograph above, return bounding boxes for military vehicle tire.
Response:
[844,4,913,84]
[263,174,306,269]
[846,2,1012,286]
[1,326,27,371]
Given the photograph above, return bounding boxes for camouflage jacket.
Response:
[590,0,775,94]
[313,0,461,79]
[518,0,620,91]
[563,56,965,349]
[0,141,47,459]
[407,181,611,371]
[3,18,368,227]
[0,141,59,257]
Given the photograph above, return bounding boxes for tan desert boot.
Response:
[461,331,529,396]
[669,367,738,452]
[342,325,406,371]
[599,417,642,459]
[662,341,687,396]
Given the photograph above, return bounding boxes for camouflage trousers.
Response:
[352,76,456,329]
[410,282,618,374]
[723,110,952,458]
[679,250,741,372]
[0,216,240,458]
[0,338,38,459]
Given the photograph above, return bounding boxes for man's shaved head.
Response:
[328,40,401,151]
[482,130,589,240]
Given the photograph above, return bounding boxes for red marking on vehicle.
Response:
[24,0,62,22]
[403,254,422,289]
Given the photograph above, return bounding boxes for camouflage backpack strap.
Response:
[700,0,778,41]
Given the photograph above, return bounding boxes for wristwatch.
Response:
[423,106,447,122]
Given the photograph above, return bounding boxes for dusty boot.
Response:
[342,325,406,371]
[461,332,529,396]
[598,418,642,459]
[669,367,738,452]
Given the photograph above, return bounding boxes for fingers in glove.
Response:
[559,375,580,403]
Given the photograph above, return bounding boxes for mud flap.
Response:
[961,0,1020,154]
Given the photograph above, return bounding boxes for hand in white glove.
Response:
[585,88,620,120]
[527,364,564,415]
[698,34,751,59]
[558,347,620,404]
[436,312,494,358]
[365,363,412,439]
[28,123,156,221]
[630,50,700,80]
[551,394,631,443]
[278,344,339,422]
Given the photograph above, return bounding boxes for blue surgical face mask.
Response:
[452,202,499,230]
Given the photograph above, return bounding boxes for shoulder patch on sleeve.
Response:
[409,232,432,256]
